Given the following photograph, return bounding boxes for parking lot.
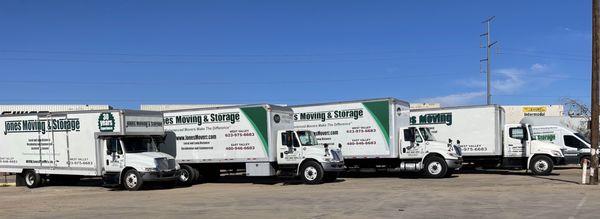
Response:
[1,167,599,219]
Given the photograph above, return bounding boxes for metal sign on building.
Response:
[503,105,564,124]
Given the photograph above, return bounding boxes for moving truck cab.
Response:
[279,130,345,183]
[504,123,564,175]
[0,110,179,191]
[404,127,463,175]
[102,135,180,190]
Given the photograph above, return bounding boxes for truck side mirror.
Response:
[403,128,416,142]
[448,138,453,144]
[285,131,294,147]
[338,143,342,149]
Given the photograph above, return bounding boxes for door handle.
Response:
[106,160,109,165]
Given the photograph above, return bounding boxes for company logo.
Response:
[274,114,281,123]
[293,109,363,122]
[164,112,240,126]
[3,118,80,135]
[396,107,402,116]
[410,113,452,126]
[98,112,116,132]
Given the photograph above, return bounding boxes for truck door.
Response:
[563,135,587,164]
[400,127,425,159]
[504,124,527,158]
[278,131,302,165]
[48,115,70,169]
[103,138,125,173]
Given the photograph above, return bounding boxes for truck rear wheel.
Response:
[422,156,448,178]
[530,156,553,175]
[24,170,42,188]
[122,169,143,191]
[300,161,324,184]
[177,165,196,186]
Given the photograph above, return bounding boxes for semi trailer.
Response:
[159,104,344,185]
[291,98,462,178]
[411,105,564,175]
[0,110,179,190]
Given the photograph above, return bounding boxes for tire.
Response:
[300,161,324,184]
[177,165,196,186]
[24,170,42,188]
[530,156,553,175]
[444,169,454,178]
[323,172,339,183]
[191,167,200,183]
[422,156,448,178]
[122,169,144,191]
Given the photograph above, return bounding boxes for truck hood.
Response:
[531,140,564,157]
[127,151,175,160]
[124,152,176,171]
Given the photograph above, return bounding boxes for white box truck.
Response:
[159,104,344,185]
[411,105,565,175]
[0,110,180,190]
[521,117,595,166]
[291,98,463,178]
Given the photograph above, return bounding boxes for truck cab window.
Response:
[564,135,587,149]
[509,128,525,140]
[122,137,159,153]
[107,138,123,155]
[415,132,423,143]
[297,131,319,146]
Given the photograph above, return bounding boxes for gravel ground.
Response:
[0,167,599,219]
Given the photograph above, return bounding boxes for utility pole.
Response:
[590,0,599,185]
[481,16,497,105]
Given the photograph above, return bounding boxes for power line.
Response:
[0,48,472,58]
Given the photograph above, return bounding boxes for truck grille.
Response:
[331,150,343,161]
[156,158,176,171]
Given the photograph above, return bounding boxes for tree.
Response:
[563,98,592,139]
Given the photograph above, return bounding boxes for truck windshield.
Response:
[297,131,319,146]
[418,128,436,141]
[122,137,159,153]
[575,132,591,144]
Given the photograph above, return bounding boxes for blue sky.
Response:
[0,1,592,109]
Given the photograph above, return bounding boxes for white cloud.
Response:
[418,91,485,107]
[492,68,525,94]
[530,63,549,72]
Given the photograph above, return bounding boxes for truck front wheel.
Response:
[177,165,196,186]
[530,156,553,175]
[300,161,324,184]
[24,170,42,188]
[422,156,448,178]
[122,169,144,191]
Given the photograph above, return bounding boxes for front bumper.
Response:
[446,157,463,170]
[322,161,346,172]
[142,169,180,181]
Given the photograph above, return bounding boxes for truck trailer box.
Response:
[410,105,504,156]
[0,109,179,190]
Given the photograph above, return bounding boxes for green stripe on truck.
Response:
[362,101,391,146]
[240,106,269,155]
